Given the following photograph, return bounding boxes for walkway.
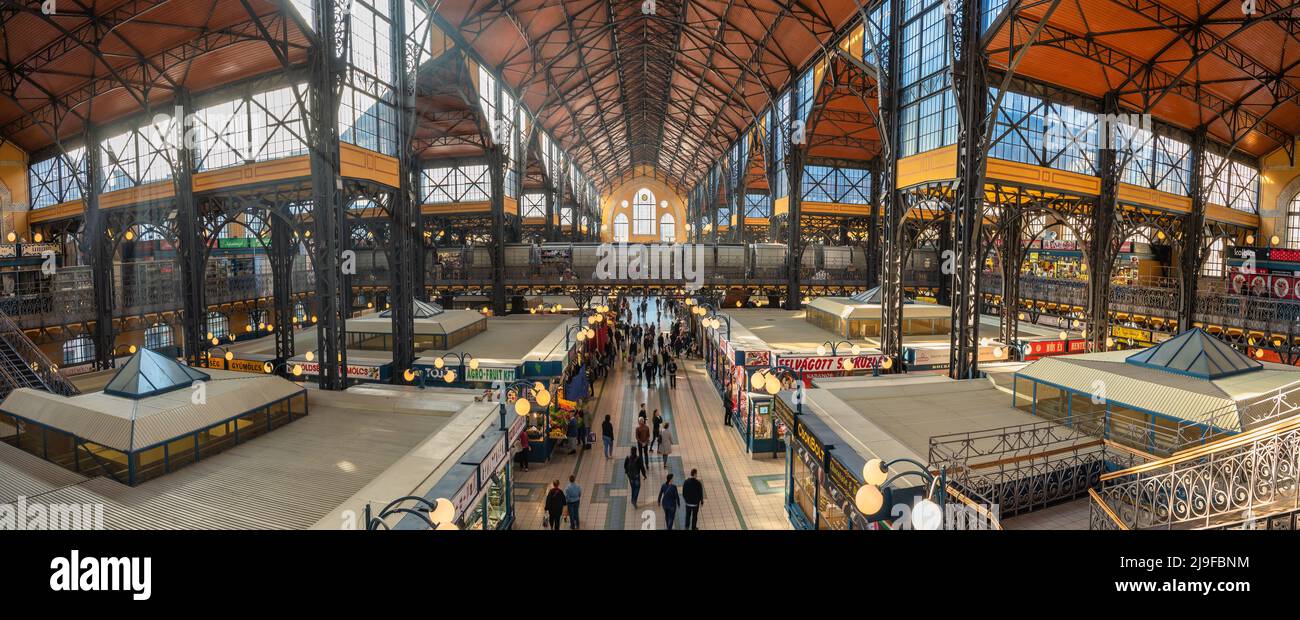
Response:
[512,297,790,530]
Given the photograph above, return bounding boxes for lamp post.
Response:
[856,458,947,530]
[404,352,479,387]
[565,322,598,351]
[365,496,460,530]
[260,359,308,378]
[492,379,553,433]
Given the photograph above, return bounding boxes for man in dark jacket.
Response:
[624,448,647,507]
[682,469,705,530]
[667,358,678,388]
[658,473,680,530]
[544,480,566,531]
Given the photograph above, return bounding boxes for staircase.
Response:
[0,307,79,400]
[1090,413,1300,530]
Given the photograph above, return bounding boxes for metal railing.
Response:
[0,307,79,396]
[1090,415,1300,530]
[929,410,1158,517]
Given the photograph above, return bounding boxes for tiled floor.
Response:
[513,298,790,530]
[1002,497,1092,530]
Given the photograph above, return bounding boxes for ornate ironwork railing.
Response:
[928,412,1157,518]
[1092,415,1300,530]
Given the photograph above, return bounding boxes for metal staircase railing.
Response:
[0,307,79,397]
[929,411,1158,518]
[1090,414,1300,530]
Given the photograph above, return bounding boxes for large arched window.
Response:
[144,323,173,350]
[1287,193,1300,249]
[633,188,655,235]
[613,213,629,243]
[660,213,676,243]
[206,312,229,340]
[63,336,94,365]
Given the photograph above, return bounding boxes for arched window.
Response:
[1288,193,1300,249]
[63,336,94,365]
[660,213,676,243]
[294,301,307,323]
[633,188,655,235]
[144,323,173,350]
[206,312,229,340]
[613,213,629,243]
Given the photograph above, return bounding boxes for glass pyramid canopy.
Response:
[378,299,445,319]
[849,286,913,305]
[103,348,211,399]
[1125,327,1262,380]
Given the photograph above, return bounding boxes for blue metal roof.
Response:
[1125,328,1261,380]
[103,348,210,399]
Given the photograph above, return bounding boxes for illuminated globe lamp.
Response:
[428,497,459,530]
[854,457,945,530]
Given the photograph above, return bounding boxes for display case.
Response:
[735,393,785,456]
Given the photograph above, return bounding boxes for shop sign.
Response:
[743,350,771,367]
[449,472,479,519]
[1111,325,1153,343]
[1027,340,1067,357]
[20,242,59,257]
[300,361,385,380]
[906,347,948,368]
[826,455,861,499]
[58,362,96,377]
[508,411,527,447]
[1228,268,1300,301]
[795,420,826,463]
[776,353,885,372]
[227,358,270,374]
[774,396,796,430]
[1067,339,1087,353]
[466,365,516,383]
[217,237,253,249]
[0,244,16,258]
[480,435,509,482]
[1040,239,1077,251]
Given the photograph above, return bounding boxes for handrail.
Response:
[0,307,79,396]
[1094,413,1300,529]
[1099,414,1300,482]
[1088,488,1129,531]
[945,484,1004,530]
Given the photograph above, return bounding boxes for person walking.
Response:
[624,447,647,507]
[658,423,673,467]
[651,410,663,452]
[682,469,705,530]
[635,417,651,465]
[564,475,582,530]
[658,473,680,530]
[668,358,678,389]
[601,414,615,459]
[545,480,566,531]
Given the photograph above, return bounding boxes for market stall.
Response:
[780,393,875,530]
